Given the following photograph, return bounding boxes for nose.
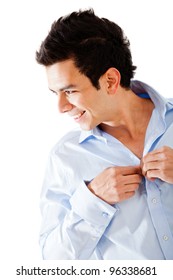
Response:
[57,93,73,113]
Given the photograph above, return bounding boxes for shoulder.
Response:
[50,127,81,156]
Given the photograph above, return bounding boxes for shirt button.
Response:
[102,212,109,218]
[163,235,169,241]
[152,198,157,204]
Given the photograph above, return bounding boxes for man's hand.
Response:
[141,146,173,184]
[87,166,142,204]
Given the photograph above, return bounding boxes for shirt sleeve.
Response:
[40,149,117,260]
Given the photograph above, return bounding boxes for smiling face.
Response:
[46,59,119,131]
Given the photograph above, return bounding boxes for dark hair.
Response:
[36,9,136,89]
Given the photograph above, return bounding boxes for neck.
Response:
[99,89,154,139]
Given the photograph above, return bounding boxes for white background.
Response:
[0,0,173,275]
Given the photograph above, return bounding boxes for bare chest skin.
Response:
[99,126,147,159]
[116,133,145,159]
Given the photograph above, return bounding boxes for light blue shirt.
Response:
[40,80,173,260]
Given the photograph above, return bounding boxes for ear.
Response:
[105,68,121,95]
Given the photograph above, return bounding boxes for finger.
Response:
[121,165,142,176]
[123,174,143,185]
[118,191,136,202]
[142,161,161,173]
[124,191,136,200]
[118,179,141,194]
[146,169,161,180]
[143,153,166,163]
[124,183,140,192]
[143,146,170,163]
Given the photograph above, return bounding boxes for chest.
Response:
[119,136,145,159]
[108,131,145,159]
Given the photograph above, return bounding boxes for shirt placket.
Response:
[146,180,173,259]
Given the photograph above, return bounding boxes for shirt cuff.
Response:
[70,181,117,229]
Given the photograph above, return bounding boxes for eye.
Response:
[64,90,77,96]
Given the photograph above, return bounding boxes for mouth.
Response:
[73,111,86,122]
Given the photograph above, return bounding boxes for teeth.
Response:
[74,111,85,119]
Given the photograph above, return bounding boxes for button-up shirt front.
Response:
[40,80,173,260]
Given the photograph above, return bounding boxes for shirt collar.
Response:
[79,126,107,144]
[130,80,170,116]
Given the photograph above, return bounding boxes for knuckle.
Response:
[108,166,117,174]
[108,166,121,178]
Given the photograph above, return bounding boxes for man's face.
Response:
[46,59,110,130]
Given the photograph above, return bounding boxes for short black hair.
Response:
[36,9,136,89]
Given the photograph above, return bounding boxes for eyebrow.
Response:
[49,84,77,94]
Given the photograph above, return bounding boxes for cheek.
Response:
[69,91,101,111]
[68,95,85,105]
[72,97,91,109]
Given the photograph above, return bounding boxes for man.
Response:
[36,9,173,260]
